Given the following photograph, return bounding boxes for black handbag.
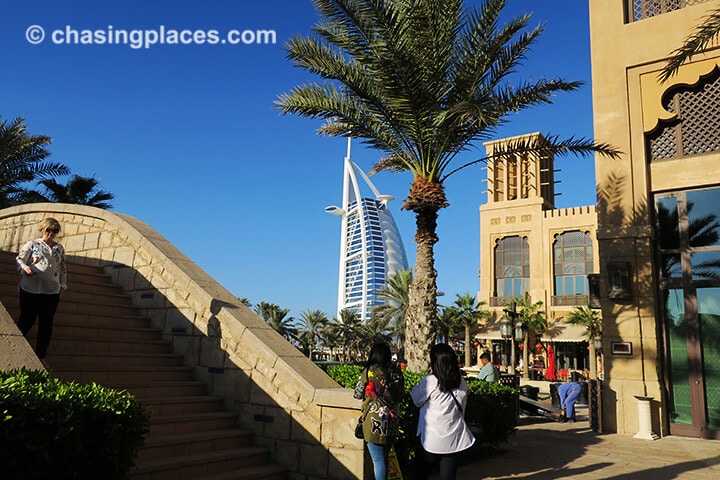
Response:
[354,415,364,439]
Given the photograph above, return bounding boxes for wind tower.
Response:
[325,139,409,322]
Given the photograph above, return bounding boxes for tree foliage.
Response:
[277,0,619,370]
[0,116,69,208]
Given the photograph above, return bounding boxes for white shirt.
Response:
[411,374,475,454]
[16,238,67,294]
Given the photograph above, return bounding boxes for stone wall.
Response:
[0,203,364,480]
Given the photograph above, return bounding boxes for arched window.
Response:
[494,236,530,299]
[553,230,593,305]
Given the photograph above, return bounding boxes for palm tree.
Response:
[276,0,619,370]
[446,292,489,368]
[433,305,463,345]
[660,7,720,82]
[35,174,114,209]
[297,309,329,359]
[327,308,363,362]
[565,304,601,379]
[515,292,548,379]
[371,268,412,353]
[254,301,298,342]
[0,116,69,208]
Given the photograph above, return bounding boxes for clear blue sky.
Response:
[1,0,597,320]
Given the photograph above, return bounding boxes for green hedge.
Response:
[0,368,150,480]
[325,364,517,462]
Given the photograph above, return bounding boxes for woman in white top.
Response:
[15,217,67,360]
[411,343,475,480]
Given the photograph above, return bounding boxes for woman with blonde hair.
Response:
[15,217,67,361]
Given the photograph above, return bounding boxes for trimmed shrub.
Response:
[0,368,150,480]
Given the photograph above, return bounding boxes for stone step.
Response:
[45,351,184,368]
[51,365,195,384]
[141,396,226,417]
[138,429,253,462]
[146,411,239,438]
[132,447,272,480]
[40,336,172,354]
[104,381,208,399]
[195,465,288,480]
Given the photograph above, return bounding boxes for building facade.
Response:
[476,133,599,377]
[326,141,409,321]
[590,0,720,438]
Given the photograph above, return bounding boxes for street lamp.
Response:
[593,337,603,350]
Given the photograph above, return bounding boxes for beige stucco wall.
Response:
[0,203,364,480]
[589,0,720,436]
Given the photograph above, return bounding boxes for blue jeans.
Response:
[367,442,390,480]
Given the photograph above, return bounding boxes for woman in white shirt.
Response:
[15,217,67,360]
[411,343,475,480]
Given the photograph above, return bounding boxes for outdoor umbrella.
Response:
[545,345,557,380]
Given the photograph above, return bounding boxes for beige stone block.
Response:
[298,443,330,478]
[327,445,364,480]
[263,406,291,441]
[321,406,360,449]
[83,232,100,250]
[249,370,280,406]
[113,246,136,267]
[212,367,252,404]
[274,439,300,473]
[237,403,266,436]
[291,408,322,443]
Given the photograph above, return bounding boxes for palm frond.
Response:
[660,8,720,83]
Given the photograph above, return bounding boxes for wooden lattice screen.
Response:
[648,69,720,161]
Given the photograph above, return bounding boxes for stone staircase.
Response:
[0,251,287,480]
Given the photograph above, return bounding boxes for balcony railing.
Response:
[628,0,711,22]
[551,294,590,307]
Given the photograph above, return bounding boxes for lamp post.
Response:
[500,315,513,374]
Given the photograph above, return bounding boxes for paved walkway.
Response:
[445,411,720,480]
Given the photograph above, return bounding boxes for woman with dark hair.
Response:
[411,343,475,480]
[354,341,405,480]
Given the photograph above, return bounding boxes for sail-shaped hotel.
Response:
[325,141,409,322]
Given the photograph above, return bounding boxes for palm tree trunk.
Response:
[522,335,530,379]
[589,343,597,380]
[464,323,472,367]
[405,208,440,372]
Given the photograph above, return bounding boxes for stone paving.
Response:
[445,410,720,480]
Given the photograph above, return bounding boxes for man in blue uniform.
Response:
[557,381,582,422]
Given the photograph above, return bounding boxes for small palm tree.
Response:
[660,7,720,82]
[276,0,619,371]
[371,268,412,353]
[328,309,363,362]
[254,301,298,342]
[516,292,548,379]
[36,174,114,209]
[565,304,602,379]
[445,292,489,367]
[0,116,69,208]
[297,309,329,359]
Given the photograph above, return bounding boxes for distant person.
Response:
[557,381,582,422]
[411,343,475,480]
[15,218,67,363]
[476,351,499,382]
[353,341,404,480]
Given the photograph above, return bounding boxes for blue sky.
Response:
[1,0,597,320]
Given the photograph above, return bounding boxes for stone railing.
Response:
[0,204,364,479]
